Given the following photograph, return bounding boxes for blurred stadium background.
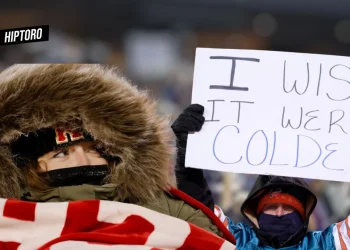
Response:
[1,0,350,230]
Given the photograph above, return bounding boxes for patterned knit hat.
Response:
[11,128,92,166]
[256,188,306,219]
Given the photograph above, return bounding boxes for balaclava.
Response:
[256,188,306,247]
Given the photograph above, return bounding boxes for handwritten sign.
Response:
[186,48,350,182]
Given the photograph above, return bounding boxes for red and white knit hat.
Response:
[256,190,306,219]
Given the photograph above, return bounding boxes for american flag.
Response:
[0,190,236,250]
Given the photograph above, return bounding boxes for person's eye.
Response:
[52,149,68,158]
[283,205,294,211]
[263,204,276,211]
[268,204,277,210]
[86,146,101,155]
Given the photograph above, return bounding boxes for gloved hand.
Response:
[171,104,205,169]
[171,104,215,211]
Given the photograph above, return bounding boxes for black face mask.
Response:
[258,211,304,246]
[39,164,110,187]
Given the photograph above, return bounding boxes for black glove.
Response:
[171,104,205,166]
[171,104,215,211]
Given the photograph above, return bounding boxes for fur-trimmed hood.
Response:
[0,64,175,203]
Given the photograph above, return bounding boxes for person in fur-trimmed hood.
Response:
[0,64,235,242]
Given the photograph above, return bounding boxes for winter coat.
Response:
[21,183,222,235]
[228,218,344,250]
[0,64,234,241]
[226,175,348,249]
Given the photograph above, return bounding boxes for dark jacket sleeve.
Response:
[175,144,215,211]
[172,104,215,211]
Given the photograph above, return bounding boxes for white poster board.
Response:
[186,48,350,182]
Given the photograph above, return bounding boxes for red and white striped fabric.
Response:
[214,205,229,228]
[0,198,236,250]
[333,216,350,250]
